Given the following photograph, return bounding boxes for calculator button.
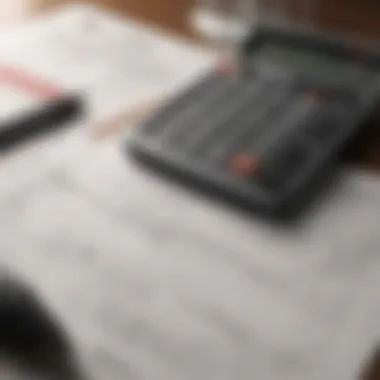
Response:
[248,95,316,157]
[326,88,357,105]
[205,101,274,164]
[360,76,380,106]
[230,154,258,179]
[304,111,346,145]
[164,80,234,145]
[258,143,308,191]
[308,89,325,104]
[308,121,337,142]
[215,58,238,76]
[184,77,269,151]
[217,82,297,161]
[143,74,221,137]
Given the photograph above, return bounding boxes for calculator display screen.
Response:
[256,43,373,85]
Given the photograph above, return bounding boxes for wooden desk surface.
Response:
[0,0,379,379]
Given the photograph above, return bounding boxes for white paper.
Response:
[0,2,214,200]
[0,4,378,380]
[0,85,43,123]
[0,3,214,121]
[0,132,379,380]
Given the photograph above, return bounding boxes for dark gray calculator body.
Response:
[128,27,380,218]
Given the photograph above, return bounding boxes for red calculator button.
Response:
[215,59,238,77]
[230,154,258,178]
[308,88,325,104]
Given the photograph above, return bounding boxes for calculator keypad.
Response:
[258,139,311,192]
[132,64,375,215]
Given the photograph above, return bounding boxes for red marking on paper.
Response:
[0,66,61,99]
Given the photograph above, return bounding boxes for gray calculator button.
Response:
[159,76,231,141]
[326,88,358,106]
[164,80,246,146]
[143,74,219,136]
[184,78,270,152]
[306,118,339,144]
[206,80,293,163]
[303,107,348,146]
[258,141,310,191]
[360,75,380,106]
[252,96,316,155]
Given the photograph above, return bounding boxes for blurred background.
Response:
[2,0,380,39]
[0,1,380,380]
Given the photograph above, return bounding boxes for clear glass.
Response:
[191,0,319,52]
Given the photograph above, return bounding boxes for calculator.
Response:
[128,26,380,218]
